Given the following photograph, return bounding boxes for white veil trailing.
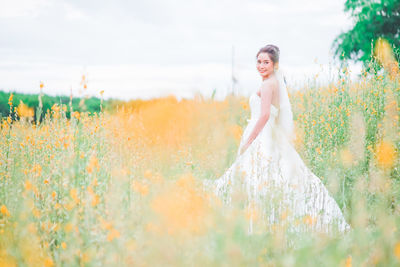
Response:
[275,69,295,144]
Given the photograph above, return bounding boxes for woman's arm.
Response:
[240,79,276,154]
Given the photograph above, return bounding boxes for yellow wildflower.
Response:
[64,223,73,233]
[394,242,400,260]
[8,93,13,106]
[107,229,120,242]
[86,154,100,174]
[17,100,34,118]
[230,124,243,143]
[131,181,149,196]
[345,255,352,267]
[44,257,54,267]
[91,194,100,207]
[24,180,32,191]
[0,205,10,216]
[70,188,80,204]
[303,214,317,226]
[72,111,80,120]
[375,140,397,169]
[32,208,40,218]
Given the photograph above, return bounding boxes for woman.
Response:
[204,44,350,234]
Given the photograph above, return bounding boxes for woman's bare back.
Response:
[256,75,280,109]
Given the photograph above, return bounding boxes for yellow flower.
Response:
[32,208,40,218]
[51,103,60,112]
[375,140,397,169]
[1,205,10,216]
[24,180,32,191]
[17,100,34,118]
[44,257,54,267]
[302,214,317,226]
[8,93,13,106]
[345,255,352,267]
[61,242,67,250]
[99,218,113,231]
[394,242,400,260]
[230,125,243,143]
[86,154,100,174]
[107,229,120,242]
[70,188,80,204]
[240,100,249,110]
[64,223,73,233]
[91,194,100,207]
[72,111,80,120]
[131,181,149,196]
[245,202,259,222]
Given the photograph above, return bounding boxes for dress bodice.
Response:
[248,93,279,123]
[238,93,280,152]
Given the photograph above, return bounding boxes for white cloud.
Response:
[0,0,51,18]
[63,2,88,21]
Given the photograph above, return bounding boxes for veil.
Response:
[275,69,295,144]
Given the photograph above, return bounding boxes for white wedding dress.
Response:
[203,71,350,235]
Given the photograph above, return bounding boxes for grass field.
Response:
[1,57,399,265]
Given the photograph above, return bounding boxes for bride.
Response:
[203,44,350,235]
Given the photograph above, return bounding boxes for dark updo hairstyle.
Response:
[256,44,280,64]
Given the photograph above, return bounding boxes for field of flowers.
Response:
[1,46,399,266]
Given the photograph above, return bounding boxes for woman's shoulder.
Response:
[261,75,279,90]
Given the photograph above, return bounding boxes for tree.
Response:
[332,0,400,66]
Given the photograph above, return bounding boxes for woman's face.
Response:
[256,52,275,80]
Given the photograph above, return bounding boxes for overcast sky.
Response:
[0,0,358,100]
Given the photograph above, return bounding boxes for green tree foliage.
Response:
[0,91,108,123]
[333,0,400,65]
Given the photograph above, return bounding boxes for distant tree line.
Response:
[0,90,112,123]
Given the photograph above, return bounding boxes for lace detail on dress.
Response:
[203,93,350,235]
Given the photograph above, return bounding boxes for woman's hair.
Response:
[256,44,280,63]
